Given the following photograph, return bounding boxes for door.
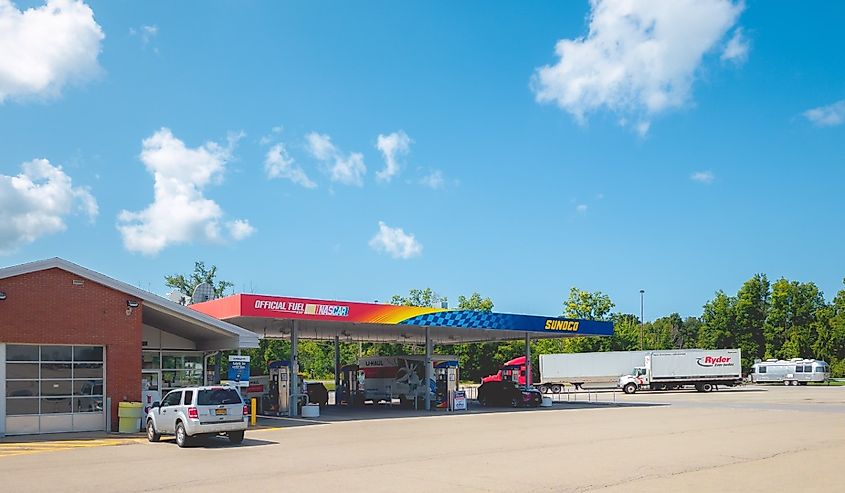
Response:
[157,390,182,433]
[141,371,161,415]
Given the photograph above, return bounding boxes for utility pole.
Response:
[639,289,645,350]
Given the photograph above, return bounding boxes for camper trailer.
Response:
[750,358,830,385]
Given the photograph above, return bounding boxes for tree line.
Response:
[167,264,845,380]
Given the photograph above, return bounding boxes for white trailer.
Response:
[750,358,830,385]
[619,349,742,394]
[537,351,652,392]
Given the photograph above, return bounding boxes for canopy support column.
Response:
[289,320,299,417]
[424,327,432,411]
[334,335,340,406]
[525,332,532,388]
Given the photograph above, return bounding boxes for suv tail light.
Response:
[243,404,249,416]
[187,407,199,419]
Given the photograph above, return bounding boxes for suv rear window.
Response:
[197,388,241,406]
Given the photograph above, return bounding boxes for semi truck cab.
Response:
[619,367,648,393]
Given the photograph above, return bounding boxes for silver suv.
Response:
[146,386,248,447]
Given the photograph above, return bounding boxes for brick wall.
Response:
[0,268,142,431]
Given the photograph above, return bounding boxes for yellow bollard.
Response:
[250,397,257,426]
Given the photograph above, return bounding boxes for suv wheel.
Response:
[175,422,189,448]
[228,430,245,444]
[146,419,160,442]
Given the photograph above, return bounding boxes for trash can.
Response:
[302,403,320,418]
[118,401,144,433]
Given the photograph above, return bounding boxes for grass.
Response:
[809,380,845,386]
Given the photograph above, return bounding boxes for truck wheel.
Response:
[623,383,637,395]
[792,380,799,386]
[479,395,488,407]
[695,383,704,392]
[701,383,714,392]
[551,385,562,394]
[537,385,548,394]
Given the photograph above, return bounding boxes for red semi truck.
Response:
[482,356,529,386]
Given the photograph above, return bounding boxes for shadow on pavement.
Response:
[254,400,667,428]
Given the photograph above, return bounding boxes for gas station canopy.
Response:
[190,294,614,344]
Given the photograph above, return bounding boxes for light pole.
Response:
[639,289,645,350]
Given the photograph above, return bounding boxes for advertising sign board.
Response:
[228,355,251,387]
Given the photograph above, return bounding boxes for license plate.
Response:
[215,408,227,416]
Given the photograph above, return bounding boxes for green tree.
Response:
[678,317,702,349]
[390,288,446,308]
[734,274,769,362]
[563,287,615,321]
[698,291,737,350]
[764,278,825,360]
[813,280,845,376]
[165,261,234,299]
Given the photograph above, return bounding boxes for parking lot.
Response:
[1,385,843,492]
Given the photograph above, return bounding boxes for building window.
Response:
[5,344,104,416]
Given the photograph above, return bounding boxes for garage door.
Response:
[5,344,105,435]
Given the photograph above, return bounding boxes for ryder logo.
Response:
[697,356,733,367]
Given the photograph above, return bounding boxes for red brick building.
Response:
[0,258,258,436]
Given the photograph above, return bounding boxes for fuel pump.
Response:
[267,361,290,416]
[337,364,363,406]
[435,361,459,409]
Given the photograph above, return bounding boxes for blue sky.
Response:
[1,0,843,320]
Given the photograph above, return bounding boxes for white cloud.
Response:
[369,221,423,259]
[0,158,97,254]
[375,130,411,182]
[691,170,715,184]
[0,0,104,103]
[227,219,255,241]
[804,100,845,127]
[117,128,254,255]
[576,204,588,213]
[532,0,744,133]
[305,132,366,186]
[130,24,158,49]
[265,143,317,188]
[419,169,445,190]
[721,28,749,64]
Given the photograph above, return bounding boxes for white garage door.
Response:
[5,344,105,435]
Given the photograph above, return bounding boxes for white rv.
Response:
[750,358,830,385]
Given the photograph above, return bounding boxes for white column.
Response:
[289,321,299,417]
[424,327,432,411]
[334,335,340,406]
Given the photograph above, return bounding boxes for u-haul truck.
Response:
[618,349,742,394]
[358,355,457,406]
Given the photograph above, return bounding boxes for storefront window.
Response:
[142,351,161,369]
